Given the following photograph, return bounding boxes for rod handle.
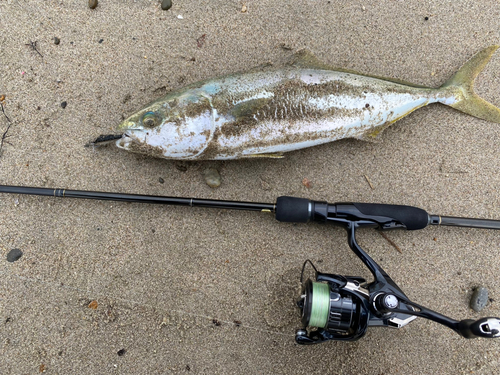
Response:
[275,197,430,230]
[351,203,429,230]
[275,196,312,223]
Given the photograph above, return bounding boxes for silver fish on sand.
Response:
[112,46,500,160]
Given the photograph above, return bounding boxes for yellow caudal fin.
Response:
[442,45,500,123]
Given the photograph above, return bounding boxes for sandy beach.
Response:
[1,1,499,373]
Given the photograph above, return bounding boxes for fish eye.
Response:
[142,112,160,128]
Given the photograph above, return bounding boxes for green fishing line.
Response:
[309,282,330,328]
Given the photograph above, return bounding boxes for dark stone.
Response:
[470,287,489,312]
[161,0,172,11]
[7,249,22,262]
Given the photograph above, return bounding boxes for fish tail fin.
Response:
[441,45,500,123]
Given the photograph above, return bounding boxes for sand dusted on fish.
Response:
[114,46,500,160]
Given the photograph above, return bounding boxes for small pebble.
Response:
[117,349,126,356]
[61,101,67,109]
[88,0,98,9]
[161,0,172,11]
[53,37,60,45]
[302,178,312,189]
[177,14,183,19]
[158,177,165,184]
[175,164,188,172]
[470,287,489,312]
[7,249,23,262]
[98,39,104,44]
[203,168,221,188]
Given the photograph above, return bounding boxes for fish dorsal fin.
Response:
[289,49,431,89]
[245,62,275,74]
[289,49,334,70]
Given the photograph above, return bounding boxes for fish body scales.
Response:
[194,69,445,159]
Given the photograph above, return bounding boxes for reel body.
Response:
[296,268,419,344]
[289,198,500,345]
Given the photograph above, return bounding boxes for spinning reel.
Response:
[274,197,500,344]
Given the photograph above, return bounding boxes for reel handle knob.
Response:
[458,317,500,338]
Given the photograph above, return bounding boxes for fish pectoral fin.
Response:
[244,152,285,159]
[229,98,272,120]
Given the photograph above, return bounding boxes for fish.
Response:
[110,46,500,160]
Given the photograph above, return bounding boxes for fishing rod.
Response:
[1,184,499,344]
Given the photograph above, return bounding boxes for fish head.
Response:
[115,91,214,159]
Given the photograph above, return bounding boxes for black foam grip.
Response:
[353,203,428,230]
[275,196,311,223]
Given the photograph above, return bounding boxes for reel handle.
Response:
[458,317,500,338]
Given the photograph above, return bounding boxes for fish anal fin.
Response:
[361,123,393,142]
[361,103,429,141]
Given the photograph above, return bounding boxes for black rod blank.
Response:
[429,215,500,230]
[0,185,275,212]
[2,184,500,231]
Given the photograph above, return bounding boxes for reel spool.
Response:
[299,280,358,335]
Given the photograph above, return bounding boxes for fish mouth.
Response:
[115,130,148,150]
